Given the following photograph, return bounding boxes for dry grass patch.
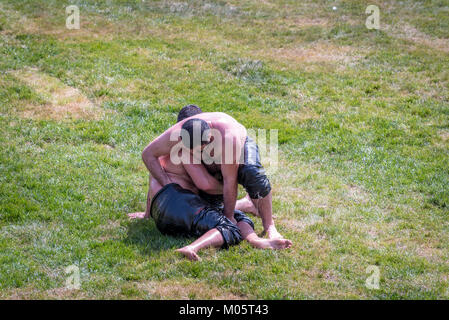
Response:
[137,279,245,299]
[281,16,330,29]
[1,287,87,300]
[10,68,103,120]
[385,23,449,53]
[414,243,445,264]
[439,130,449,141]
[434,129,449,148]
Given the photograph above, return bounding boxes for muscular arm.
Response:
[221,164,239,219]
[220,131,244,220]
[142,133,173,186]
[183,163,223,194]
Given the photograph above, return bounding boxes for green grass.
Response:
[0,0,448,299]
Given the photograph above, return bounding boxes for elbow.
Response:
[141,146,153,168]
[141,151,148,167]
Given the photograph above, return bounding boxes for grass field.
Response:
[0,0,448,299]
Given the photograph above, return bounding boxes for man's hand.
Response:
[142,136,173,186]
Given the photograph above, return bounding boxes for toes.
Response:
[275,239,292,249]
[188,251,201,261]
[176,248,201,261]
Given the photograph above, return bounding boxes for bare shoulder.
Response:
[193,112,230,122]
[199,112,246,142]
[159,122,183,141]
[149,123,182,153]
[200,112,242,128]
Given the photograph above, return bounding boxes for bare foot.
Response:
[128,212,147,219]
[175,246,201,261]
[236,195,259,217]
[253,238,292,250]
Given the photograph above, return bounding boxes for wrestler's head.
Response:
[181,118,211,153]
[177,104,203,122]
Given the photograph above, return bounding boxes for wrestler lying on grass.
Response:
[129,140,292,261]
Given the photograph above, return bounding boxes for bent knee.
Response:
[216,220,243,249]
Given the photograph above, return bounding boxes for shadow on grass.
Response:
[124,218,193,257]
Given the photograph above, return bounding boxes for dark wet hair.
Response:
[181,118,210,149]
[177,104,203,122]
